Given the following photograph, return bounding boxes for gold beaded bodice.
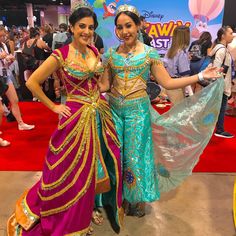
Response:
[52,44,104,100]
[104,44,162,99]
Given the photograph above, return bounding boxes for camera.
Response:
[2,68,7,77]
[222,64,229,75]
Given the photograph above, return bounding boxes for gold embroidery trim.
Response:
[42,110,91,189]
[40,117,97,217]
[39,127,91,200]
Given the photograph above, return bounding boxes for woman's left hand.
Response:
[202,66,224,80]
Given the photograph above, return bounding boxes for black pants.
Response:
[216,94,228,133]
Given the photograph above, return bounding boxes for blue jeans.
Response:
[216,94,228,133]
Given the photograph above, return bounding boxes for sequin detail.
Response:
[124,168,136,188]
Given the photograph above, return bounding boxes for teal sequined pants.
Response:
[109,96,160,204]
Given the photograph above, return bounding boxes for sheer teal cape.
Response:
[151,78,224,192]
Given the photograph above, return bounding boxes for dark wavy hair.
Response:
[29,27,40,38]
[198,31,212,45]
[115,11,141,26]
[69,8,98,30]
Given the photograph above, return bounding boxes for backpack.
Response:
[52,32,69,50]
[198,46,227,87]
[22,39,39,71]
[200,47,226,71]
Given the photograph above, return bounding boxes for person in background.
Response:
[164,26,193,105]
[93,32,104,54]
[49,23,54,32]
[41,24,54,59]
[10,25,18,35]
[19,28,29,48]
[210,26,234,138]
[139,15,152,46]
[23,27,50,101]
[5,31,17,55]
[189,31,213,92]
[227,30,236,116]
[0,26,35,131]
[52,23,72,50]
[42,24,53,49]
[0,98,10,147]
[4,31,21,89]
[189,31,213,74]
[52,24,72,102]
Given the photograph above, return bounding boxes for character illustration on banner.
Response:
[103,0,119,19]
[189,0,225,38]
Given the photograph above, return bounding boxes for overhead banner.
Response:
[85,0,225,54]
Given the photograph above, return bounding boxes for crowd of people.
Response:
[0,0,235,235]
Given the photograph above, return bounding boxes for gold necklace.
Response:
[123,41,138,64]
[123,41,138,58]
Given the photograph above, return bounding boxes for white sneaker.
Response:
[0,138,10,147]
[18,123,35,131]
[32,97,40,102]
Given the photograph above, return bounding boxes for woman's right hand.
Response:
[52,104,71,118]
[0,51,7,59]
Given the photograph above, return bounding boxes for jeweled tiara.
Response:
[116,4,140,18]
[71,0,93,13]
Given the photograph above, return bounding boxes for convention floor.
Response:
[0,172,235,236]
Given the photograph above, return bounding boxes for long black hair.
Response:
[69,7,98,30]
[115,11,141,26]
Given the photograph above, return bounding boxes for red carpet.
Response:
[0,102,235,172]
[0,102,58,171]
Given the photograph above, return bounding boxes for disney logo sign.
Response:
[142,10,164,21]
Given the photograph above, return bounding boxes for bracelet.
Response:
[198,72,204,81]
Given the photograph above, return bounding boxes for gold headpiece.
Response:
[116,4,140,18]
[71,0,93,13]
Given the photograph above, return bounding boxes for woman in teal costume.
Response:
[99,4,224,217]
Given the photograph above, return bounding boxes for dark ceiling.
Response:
[0,0,70,10]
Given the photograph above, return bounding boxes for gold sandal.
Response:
[92,208,104,226]
[86,225,94,235]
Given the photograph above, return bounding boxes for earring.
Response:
[137,30,144,43]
